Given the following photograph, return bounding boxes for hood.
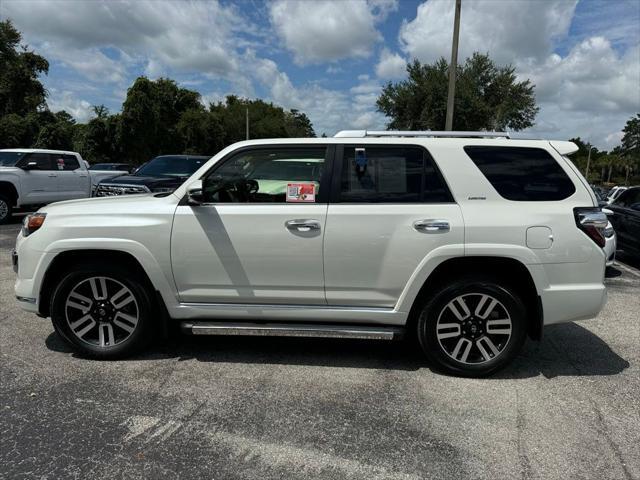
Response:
[39,191,177,217]
[99,174,187,190]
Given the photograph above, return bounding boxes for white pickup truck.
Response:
[0,149,126,224]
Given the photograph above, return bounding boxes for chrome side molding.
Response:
[181,321,404,340]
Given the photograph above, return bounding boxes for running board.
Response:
[180,321,404,340]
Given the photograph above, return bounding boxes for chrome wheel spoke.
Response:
[98,323,115,347]
[451,337,473,363]
[486,319,512,335]
[70,314,96,339]
[111,288,135,309]
[89,277,109,300]
[476,336,500,361]
[113,312,137,333]
[447,297,471,321]
[437,322,462,340]
[66,291,93,313]
[475,294,498,319]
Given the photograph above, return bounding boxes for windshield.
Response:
[135,156,206,178]
[0,152,26,167]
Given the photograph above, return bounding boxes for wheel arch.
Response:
[406,256,543,341]
[0,181,19,205]
[38,249,170,333]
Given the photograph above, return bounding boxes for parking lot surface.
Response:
[1,219,639,480]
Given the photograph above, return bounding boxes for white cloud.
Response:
[269,0,385,65]
[399,0,577,65]
[521,38,640,148]
[375,48,407,79]
[47,90,93,123]
[3,0,250,82]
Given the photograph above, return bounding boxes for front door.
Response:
[323,144,464,307]
[171,145,331,305]
[17,153,59,205]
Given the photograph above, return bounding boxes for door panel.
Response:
[18,153,58,204]
[324,144,463,307]
[54,154,89,200]
[171,145,331,305]
[171,204,327,304]
[324,204,464,307]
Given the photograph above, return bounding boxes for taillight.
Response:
[574,207,607,247]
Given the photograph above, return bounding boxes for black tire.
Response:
[50,263,154,359]
[416,277,527,377]
[0,195,12,225]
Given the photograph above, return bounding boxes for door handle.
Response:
[413,219,450,233]
[285,219,321,232]
[48,173,57,177]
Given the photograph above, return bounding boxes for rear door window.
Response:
[464,146,576,201]
[62,154,80,170]
[338,146,453,203]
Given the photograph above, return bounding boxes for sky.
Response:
[1,0,639,149]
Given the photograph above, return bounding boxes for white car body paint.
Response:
[15,137,607,329]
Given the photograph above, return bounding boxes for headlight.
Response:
[22,213,47,237]
[604,223,614,238]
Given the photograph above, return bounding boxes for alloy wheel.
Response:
[65,276,139,347]
[0,199,8,221]
[436,293,512,364]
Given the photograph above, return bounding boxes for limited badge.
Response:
[286,183,316,202]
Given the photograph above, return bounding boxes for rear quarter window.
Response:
[464,146,576,201]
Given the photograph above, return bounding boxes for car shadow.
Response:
[45,321,629,379]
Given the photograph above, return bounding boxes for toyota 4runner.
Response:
[13,131,608,376]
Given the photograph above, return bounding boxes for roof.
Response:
[0,148,79,155]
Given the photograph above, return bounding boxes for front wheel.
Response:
[416,278,527,377]
[50,265,154,359]
[0,195,12,225]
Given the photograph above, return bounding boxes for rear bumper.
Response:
[541,284,607,325]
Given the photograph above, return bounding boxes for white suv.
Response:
[13,131,608,376]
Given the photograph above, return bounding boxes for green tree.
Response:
[34,111,76,150]
[0,20,49,117]
[119,77,204,163]
[377,53,539,131]
[620,114,640,184]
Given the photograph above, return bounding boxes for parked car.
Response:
[606,186,628,204]
[93,155,209,196]
[14,132,610,376]
[603,220,617,266]
[606,186,640,258]
[90,163,135,173]
[0,149,127,224]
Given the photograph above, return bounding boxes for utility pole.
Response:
[445,0,462,131]
[245,107,249,140]
[585,145,593,181]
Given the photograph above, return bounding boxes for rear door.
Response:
[53,153,89,200]
[323,144,464,307]
[609,188,640,255]
[16,153,59,204]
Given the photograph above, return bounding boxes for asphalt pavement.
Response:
[1,218,639,480]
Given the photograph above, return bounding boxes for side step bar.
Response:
[181,321,404,340]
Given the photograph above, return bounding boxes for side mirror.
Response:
[186,180,205,205]
[21,161,39,170]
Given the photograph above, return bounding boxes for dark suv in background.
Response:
[93,155,210,196]
[606,186,640,259]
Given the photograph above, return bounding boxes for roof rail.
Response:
[333,130,510,139]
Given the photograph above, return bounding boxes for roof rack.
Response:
[333,130,510,139]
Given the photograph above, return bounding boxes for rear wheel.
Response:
[0,195,12,225]
[416,277,527,377]
[50,264,154,358]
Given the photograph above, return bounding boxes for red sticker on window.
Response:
[286,183,316,202]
